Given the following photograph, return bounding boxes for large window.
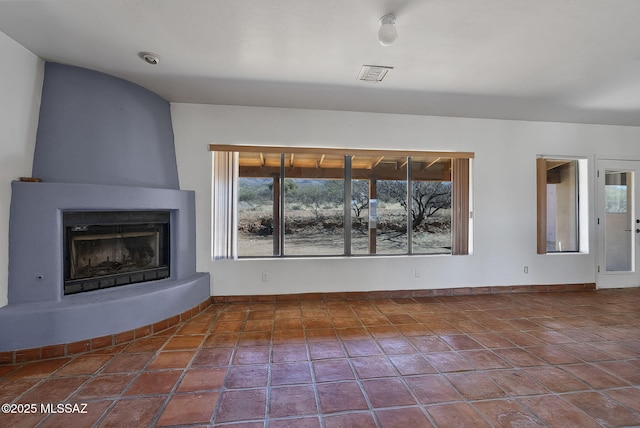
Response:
[212,145,473,258]
[536,157,588,254]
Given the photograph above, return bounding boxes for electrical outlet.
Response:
[262,272,268,282]
[414,269,421,278]
[524,266,528,274]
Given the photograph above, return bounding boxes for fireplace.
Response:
[64,211,170,295]
[2,181,209,353]
[1,64,212,354]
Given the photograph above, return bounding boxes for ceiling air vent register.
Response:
[358,65,393,83]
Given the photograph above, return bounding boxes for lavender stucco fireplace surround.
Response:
[0,63,209,352]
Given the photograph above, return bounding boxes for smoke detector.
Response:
[358,65,393,83]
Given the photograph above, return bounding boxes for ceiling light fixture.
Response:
[139,52,160,65]
[377,14,397,46]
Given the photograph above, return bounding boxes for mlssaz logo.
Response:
[40,403,88,414]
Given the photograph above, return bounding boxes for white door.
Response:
[597,159,640,288]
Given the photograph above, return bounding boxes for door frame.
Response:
[596,158,640,289]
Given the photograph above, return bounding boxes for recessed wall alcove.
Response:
[0,63,209,352]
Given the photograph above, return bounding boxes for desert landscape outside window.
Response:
[210,145,473,258]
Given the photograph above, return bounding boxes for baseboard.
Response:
[212,283,597,303]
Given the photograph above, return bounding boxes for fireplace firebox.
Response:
[64,211,170,295]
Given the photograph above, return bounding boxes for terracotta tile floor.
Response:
[1,288,640,427]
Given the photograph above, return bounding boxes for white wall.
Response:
[172,103,640,296]
[0,32,43,308]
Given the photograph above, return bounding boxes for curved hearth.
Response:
[0,182,209,352]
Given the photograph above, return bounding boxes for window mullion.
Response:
[407,157,413,255]
[574,164,579,251]
[279,153,285,257]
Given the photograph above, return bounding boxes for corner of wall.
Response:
[0,31,44,308]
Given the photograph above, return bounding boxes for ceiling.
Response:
[1,0,640,126]
[237,150,451,181]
